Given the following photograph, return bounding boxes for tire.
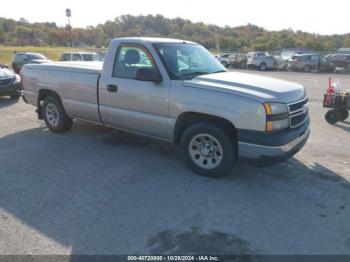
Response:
[304,65,311,73]
[221,61,228,68]
[259,63,267,71]
[10,93,21,100]
[180,122,236,178]
[339,109,349,121]
[43,96,73,133]
[325,110,340,124]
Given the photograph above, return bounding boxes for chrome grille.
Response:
[288,97,309,128]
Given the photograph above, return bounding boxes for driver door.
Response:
[100,44,169,139]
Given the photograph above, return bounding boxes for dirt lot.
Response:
[0,71,350,255]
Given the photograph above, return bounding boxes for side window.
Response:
[62,54,71,61]
[73,54,82,61]
[311,56,318,61]
[113,45,154,79]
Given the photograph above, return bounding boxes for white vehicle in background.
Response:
[247,52,275,71]
[60,52,103,62]
[217,53,235,68]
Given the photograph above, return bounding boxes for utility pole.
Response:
[66,8,72,47]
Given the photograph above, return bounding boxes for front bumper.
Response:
[0,82,20,96]
[237,118,310,165]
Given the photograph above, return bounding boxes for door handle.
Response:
[107,84,118,93]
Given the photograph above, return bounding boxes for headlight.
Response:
[264,102,288,115]
[264,102,289,132]
[14,74,20,83]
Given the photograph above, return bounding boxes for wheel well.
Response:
[173,112,237,145]
[37,89,61,119]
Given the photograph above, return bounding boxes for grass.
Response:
[0,45,101,66]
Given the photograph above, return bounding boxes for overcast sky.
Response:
[1,0,349,35]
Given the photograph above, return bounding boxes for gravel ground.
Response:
[0,71,349,255]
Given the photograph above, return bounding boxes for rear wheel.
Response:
[339,109,349,121]
[43,96,73,133]
[180,122,236,178]
[325,110,340,124]
[304,65,311,73]
[221,61,228,68]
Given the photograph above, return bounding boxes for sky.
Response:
[1,0,349,35]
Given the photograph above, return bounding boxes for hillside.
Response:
[1,14,350,52]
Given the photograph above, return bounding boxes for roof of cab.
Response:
[112,37,197,44]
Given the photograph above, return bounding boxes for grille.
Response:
[288,97,308,113]
[288,97,309,128]
[0,77,13,86]
[290,111,308,127]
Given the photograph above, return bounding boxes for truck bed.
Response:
[26,61,103,74]
[23,62,103,123]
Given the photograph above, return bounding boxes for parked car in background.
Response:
[22,37,309,178]
[0,65,21,99]
[96,51,106,61]
[217,53,247,68]
[330,54,350,73]
[275,51,311,71]
[217,53,234,67]
[11,52,50,74]
[247,52,275,71]
[287,54,334,72]
[230,53,248,69]
[60,52,103,62]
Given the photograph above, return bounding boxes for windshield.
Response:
[81,53,102,61]
[153,43,226,80]
[27,53,47,60]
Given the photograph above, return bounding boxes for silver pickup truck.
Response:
[22,37,310,177]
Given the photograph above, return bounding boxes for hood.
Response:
[183,71,305,103]
[0,68,15,79]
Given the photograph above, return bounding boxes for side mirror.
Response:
[136,68,162,83]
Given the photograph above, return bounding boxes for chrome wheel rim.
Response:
[45,103,59,127]
[189,134,223,169]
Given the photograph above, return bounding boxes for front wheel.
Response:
[259,63,267,71]
[43,96,73,133]
[325,110,340,124]
[10,92,21,100]
[304,65,311,73]
[180,122,236,178]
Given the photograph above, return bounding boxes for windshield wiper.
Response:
[181,71,209,78]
